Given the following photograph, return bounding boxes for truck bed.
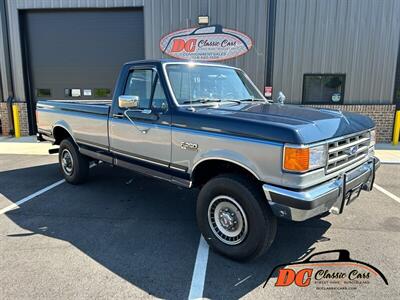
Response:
[38,99,112,115]
[36,100,111,149]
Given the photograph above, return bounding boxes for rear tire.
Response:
[59,138,89,184]
[196,174,277,261]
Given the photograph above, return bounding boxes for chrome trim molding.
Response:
[77,139,109,152]
[110,149,169,168]
[79,148,113,164]
[170,164,188,172]
[115,158,191,188]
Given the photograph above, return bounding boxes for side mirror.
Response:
[277,91,286,104]
[119,95,139,109]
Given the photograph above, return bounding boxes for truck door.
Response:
[109,67,171,167]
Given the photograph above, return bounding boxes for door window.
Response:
[151,78,168,112]
[124,69,155,109]
[123,69,168,111]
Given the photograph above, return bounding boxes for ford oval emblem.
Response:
[346,146,358,155]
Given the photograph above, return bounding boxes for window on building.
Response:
[36,88,51,97]
[94,88,111,98]
[302,74,345,104]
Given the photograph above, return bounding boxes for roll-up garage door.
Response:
[21,8,144,104]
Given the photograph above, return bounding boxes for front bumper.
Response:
[263,157,380,221]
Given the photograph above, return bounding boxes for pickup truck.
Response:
[36,59,379,261]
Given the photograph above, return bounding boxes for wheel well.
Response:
[191,159,259,188]
[53,126,72,145]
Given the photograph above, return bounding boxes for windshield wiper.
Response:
[238,98,265,102]
[219,98,265,105]
[220,99,242,104]
[182,98,265,105]
[182,99,222,104]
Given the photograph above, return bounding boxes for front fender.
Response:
[191,149,261,180]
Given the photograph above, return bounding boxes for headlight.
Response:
[283,144,327,173]
[370,130,376,146]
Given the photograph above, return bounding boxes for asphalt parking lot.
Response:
[1,153,399,299]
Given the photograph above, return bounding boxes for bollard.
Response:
[12,103,20,138]
[393,110,400,145]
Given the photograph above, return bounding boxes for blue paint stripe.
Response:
[114,118,283,146]
[171,126,283,147]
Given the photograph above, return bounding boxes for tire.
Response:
[58,138,89,184]
[197,174,277,261]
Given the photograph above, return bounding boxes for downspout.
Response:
[0,0,15,134]
[264,0,277,99]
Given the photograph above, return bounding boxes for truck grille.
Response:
[326,132,370,173]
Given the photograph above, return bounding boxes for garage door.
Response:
[21,8,144,103]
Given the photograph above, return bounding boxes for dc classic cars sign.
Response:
[160,25,253,61]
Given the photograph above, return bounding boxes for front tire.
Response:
[59,138,89,184]
[197,174,277,261]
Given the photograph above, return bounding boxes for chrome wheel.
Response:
[61,149,74,175]
[208,195,248,245]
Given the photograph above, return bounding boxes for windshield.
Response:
[165,64,265,105]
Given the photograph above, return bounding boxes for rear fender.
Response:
[52,121,77,145]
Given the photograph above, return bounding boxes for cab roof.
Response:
[124,58,228,67]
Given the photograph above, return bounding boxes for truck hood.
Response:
[176,103,374,144]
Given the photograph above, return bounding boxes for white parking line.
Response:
[374,184,400,204]
[0,179,66,215]
[234,275,252,287]
[188,235,209,300]
[0,163,98,216]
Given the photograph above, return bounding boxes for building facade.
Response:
[0,0,399,142]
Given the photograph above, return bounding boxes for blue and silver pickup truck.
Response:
[37,59,379,260]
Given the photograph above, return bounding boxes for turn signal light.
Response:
[283,147,310,172]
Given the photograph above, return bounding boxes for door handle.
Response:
[113,113,124,119]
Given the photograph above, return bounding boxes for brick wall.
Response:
[0,102,29,136]
[304,104,396,143]
[0,102,11,136]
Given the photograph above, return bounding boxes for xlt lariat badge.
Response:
[180,142,198,151]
